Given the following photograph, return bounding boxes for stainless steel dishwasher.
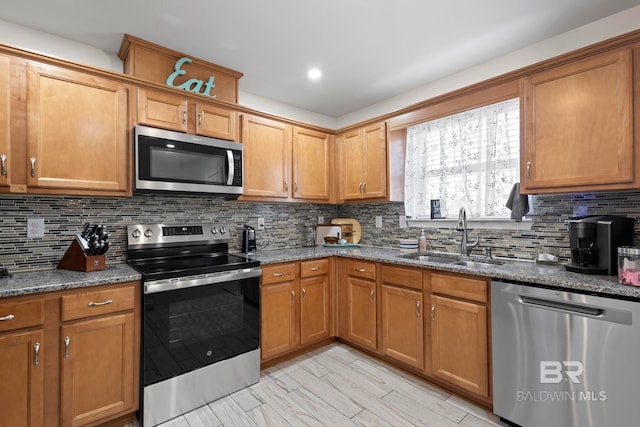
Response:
[492,280,640,427]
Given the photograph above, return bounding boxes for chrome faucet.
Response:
[456,207,479,256]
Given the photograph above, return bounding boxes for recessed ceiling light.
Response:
[307,68,322,80]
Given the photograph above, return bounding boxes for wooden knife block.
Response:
[58,238,105,272]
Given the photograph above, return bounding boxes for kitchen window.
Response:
[404,97,521,221]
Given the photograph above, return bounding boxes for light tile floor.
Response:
[127,343,508,427]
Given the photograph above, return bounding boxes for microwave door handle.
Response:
[226,150,235,186]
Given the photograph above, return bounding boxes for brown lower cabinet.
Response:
[0,281,140,427]
[338,259,377,350]
[261,259,332,362]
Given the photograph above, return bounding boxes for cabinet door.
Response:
[261,281,299,360]
[0,330,44,427]
[362,122,387,199]
[60,313,135,427]
[242,115,292,198]
[430,294,488,398]
[27,64,130,195]
[339,129,365,200]
[381,285,423,369]
[137,88,188,132]
[522,47,634,193]
[346,276,377,350]
[300,274,330,345]
[292,127,330,200]
[0,54,11,191]
[195,102,238,140]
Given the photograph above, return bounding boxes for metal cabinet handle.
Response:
[273,272,286,277]
[34,342,40,366]
[362,181,367,194]
[416,301,421,318]
[294,181,298,193]
[198,111,203,127]
[302,288,306,301]
[1,153,6,176]
[30,157,36,177]
[356,268,366,273]
[526,161,532,179]
[370,289,374,304]
[284,180,288,192]
[64,336,70,359]
[87,299,113,307]
[0,314,15,321]
[358,181,364,194]
[291,290,295,304]
[310,267,320,271]
[431,304,435,321]
[182,110,187,125]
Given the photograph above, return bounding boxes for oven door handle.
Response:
[144,267,262,294]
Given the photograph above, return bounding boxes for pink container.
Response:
[618,246,640,286]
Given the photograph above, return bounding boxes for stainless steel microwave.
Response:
[134,125,243,197]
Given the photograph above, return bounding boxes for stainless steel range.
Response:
[127,223,261,427]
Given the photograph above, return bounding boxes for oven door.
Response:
[142,270,260,387]
[134,125,243,195]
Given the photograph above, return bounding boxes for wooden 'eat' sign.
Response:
[118,34,243,104]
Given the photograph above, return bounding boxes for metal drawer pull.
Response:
[87,299,113,307]
[302,288,306,301]
[0,314,15,321]
[182,110,187,124]
[526,161,532,179]
[310,267,320,271]
[1,153,6,176]
[370,289,374,304]
[356,268,366,273]
[291,290,295,303]
[431,304,435,321]
[198,111,203,127]
[34,342,40,366]
[416,301,421,318]
[30,157,36,177]
[64,336,70,359]
[273,272,286,277]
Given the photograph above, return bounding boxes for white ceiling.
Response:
[2,0,640,118]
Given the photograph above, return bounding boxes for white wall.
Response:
[2,5,640,130]
[336,5,640,128]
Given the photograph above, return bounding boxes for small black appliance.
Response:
[242,225,257,253]
[565,215,634,275]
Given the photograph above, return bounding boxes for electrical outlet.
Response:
[257,217,265,230]
[375,216,383,228]
[27,217,45,239]
[318,216,324,224]
[399,215,407,229]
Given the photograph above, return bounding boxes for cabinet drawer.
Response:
[381,264,422,290]
[262,263,297,285]
[61,284,136,321]
[431,273,487,303]
[0,299,44,332]
[300,259,329,278]
[345,260,376,281]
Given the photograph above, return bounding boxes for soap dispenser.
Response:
[418,229,427,253]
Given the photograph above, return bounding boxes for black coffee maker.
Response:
[242,225,257,254]
[565,215,634,275]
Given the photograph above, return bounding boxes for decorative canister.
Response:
[618,246,640,286]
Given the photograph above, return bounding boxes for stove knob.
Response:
[144,228,153,238]
[219,227,226,234]
[131,229,141,239]
[211,227,217,234]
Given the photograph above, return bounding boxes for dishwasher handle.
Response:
[518,294,632,325]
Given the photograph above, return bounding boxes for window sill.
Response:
[406,218,533,231]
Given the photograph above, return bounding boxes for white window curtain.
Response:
[404,97,520,219]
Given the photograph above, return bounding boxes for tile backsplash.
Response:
[2,191,639,272]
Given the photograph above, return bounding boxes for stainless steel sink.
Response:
[399,252,459,264]
[451,260,503,269]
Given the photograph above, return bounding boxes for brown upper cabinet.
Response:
[521,46,638,194]
[0,54,12,192]
[337,122,387,201]
[137,87,238,141]
[241,114,332,202]
[26,62,132,196]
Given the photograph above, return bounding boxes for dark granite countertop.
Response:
[252,245,640,300]
[0,264,141,298]
[2,245,638,300]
